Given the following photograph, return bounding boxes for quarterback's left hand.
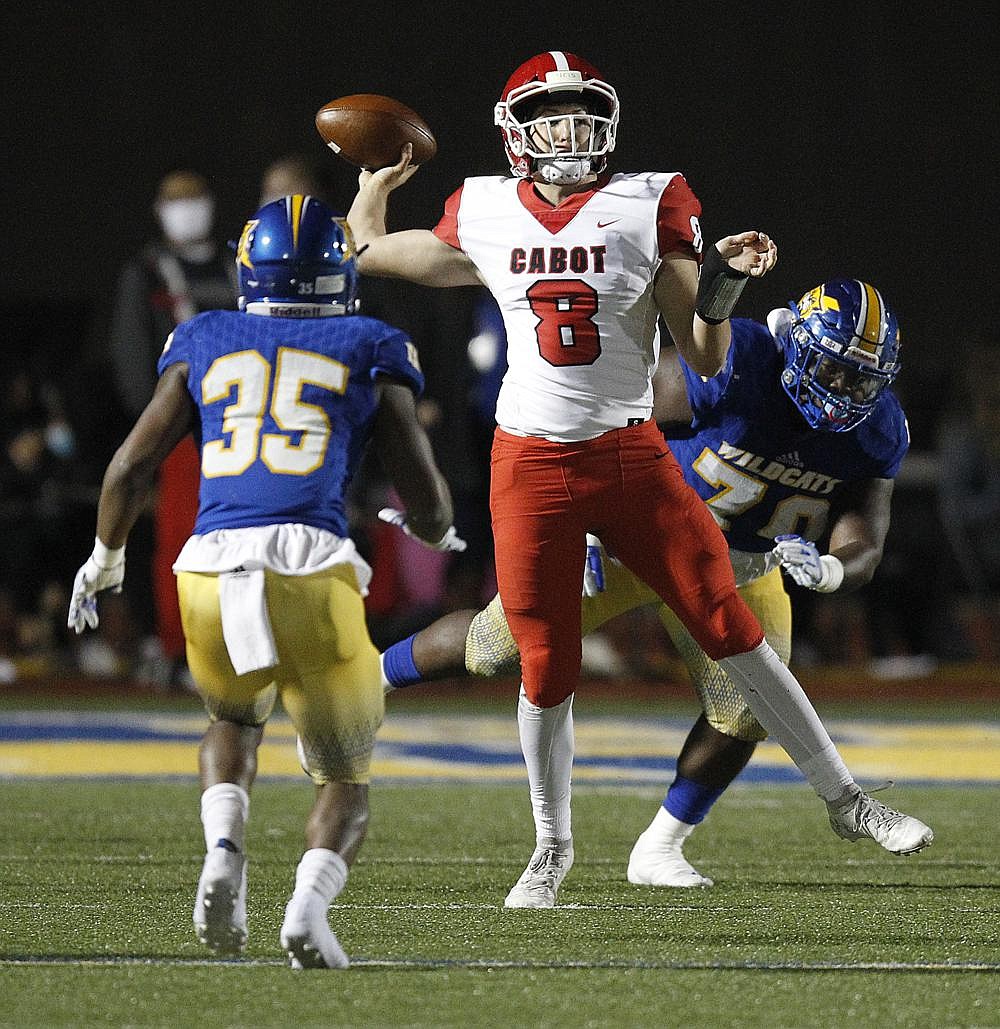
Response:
[716,231,778,279]
[773,534,843,593]
[378,507,467,553]
[67,542,126,634]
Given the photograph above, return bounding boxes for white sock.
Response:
[378,652,395,693]
[644,806,695,846]
[516,685,574,846]
[200,783,249,852]
[290,848,348,908]
[719,640,854,801]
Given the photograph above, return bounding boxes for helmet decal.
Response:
[235,218,259,272]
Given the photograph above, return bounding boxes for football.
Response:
[315,94,437,170]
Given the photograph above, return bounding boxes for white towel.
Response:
[218,567,279,675]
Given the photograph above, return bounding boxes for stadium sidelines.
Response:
[1,709,997,784]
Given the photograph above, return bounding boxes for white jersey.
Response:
[434,172,702,441]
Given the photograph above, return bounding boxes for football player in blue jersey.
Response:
[68,195,465,968]
[380,277,916,887]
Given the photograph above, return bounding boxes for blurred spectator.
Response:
[107,169,238,685]
[935,339,1000,660]
[0,369,87,678]
[110,170,237,418]
[258,152,341,206]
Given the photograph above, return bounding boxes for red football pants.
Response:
[489,421,763,707]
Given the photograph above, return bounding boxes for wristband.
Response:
[816,554,845,593]
[695,244,749,325]
[93,537,125,568]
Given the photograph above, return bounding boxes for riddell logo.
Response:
[597,218,620,228]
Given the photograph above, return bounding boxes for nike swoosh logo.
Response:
[654,451,670,459]
[597,219,620,228]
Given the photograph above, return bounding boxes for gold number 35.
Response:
[200,347,348,478]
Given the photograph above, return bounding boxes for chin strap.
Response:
[534,157,593,185]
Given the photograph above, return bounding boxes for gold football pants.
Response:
[177,565,383,783]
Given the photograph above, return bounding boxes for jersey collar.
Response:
[517,173,612,234]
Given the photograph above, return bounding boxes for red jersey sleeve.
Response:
[432,185,465,250]
[656,175,703,263]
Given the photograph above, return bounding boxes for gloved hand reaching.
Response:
[378,507,467,553]
[773,534,844,593]
[582,534,606,597]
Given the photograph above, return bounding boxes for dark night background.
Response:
[0,3,997,671]
[2,3,995,445]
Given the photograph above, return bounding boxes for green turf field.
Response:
[1,778,997,1028]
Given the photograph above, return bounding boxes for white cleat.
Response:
[626,831,714,887]
[193,846,247,955]
[504,843,574,909]
[827,785,934,855]
[280,896,350,970]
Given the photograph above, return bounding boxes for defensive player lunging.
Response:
[68,195,464,967]
[347,49,932,908]
[382,277,919,888]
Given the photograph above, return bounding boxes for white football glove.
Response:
[67,540,126,633]
[773,534,844,593]
[378,507,467,553]
[582,534,606,597]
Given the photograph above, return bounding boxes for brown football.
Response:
[315,94,437,169]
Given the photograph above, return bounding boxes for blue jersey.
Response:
[158,310,423,537]
[667,318,908,553]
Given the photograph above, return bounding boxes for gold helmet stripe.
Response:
[288,194,306,253]
[856,281,885,354]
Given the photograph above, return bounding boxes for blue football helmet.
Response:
[236,194,358,316]
[778,279,901,432]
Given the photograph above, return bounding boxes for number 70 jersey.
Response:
[157,310,423,538]
[434,172,702,442]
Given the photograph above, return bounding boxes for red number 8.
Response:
[526,280,601,366]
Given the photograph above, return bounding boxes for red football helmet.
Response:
[494,51,619,182]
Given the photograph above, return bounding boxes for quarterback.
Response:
[383,277,912,888]
[68,195,463,968]
[348,50,932,907]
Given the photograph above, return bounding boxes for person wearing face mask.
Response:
[111,171,238,417]
[108,170,239,685]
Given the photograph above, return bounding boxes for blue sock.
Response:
[663,775,726,825]
[382,635,423,689]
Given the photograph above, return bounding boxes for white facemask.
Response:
[157,196,215,245]
[535,157,593,185]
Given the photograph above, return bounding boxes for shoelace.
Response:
[856,794,906,833]
[522,849,568,891]
[834,780,894,817]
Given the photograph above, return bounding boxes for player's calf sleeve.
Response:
[663,776,726,826]
[200,782,249,853]
[718,640,854,801]
[517,685,574,844]
[465,597,522,677]
[290,848,348,907]
[381,636,422,690]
